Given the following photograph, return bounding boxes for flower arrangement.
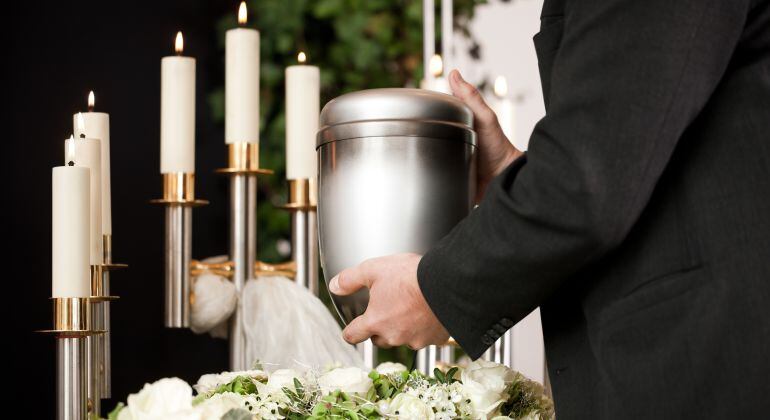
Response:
[109,360,553,420]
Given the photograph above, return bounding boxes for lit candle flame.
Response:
[66,135,76,165]
[297,51,306,64]
[494,76,508,98]
[175,31,184,55]
[429,54,444,77]
[87,91,95,112]
[238,1,248,25]
[76,113,86,137]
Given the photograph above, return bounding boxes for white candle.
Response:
[285,52,320,180]
[420,54,450,94]
[491,76,515,141]
[225,2,260,144]
[73,91,112,234]
[423,0,435,85]
[52,160,91,298]
[441,0,453,72]
[67,130,103,265]
[160,31,196,173]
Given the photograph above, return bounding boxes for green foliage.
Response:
[221,408,255,420]
[211,0,485,265]
[305,389,381,419]
[106,402,124,420]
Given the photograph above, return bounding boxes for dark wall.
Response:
[8,1,240,415]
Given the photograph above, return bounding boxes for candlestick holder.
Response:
[98,235,128,399]
[151,173,208,328]
[88,265,119,416]
[39,297,104,420]
[153,143,321,372]
[216,143,272,371]
[278,178,318,295]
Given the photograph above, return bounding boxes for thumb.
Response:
[328,259,378,296]
[448,69,499,131]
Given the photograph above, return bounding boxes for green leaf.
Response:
[221,408,253,420]
[107,402,124,420]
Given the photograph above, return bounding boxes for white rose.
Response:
[266,369,303,393]
[194,369,266,394]
[387,393,436,419]
[317,367,373,395]
[461,360,516,418]
[375,362,408,376]
[117,378,198,420]
[195,392,251,419]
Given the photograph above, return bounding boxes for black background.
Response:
[7,1,250,416]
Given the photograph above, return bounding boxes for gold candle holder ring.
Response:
[215,143,274,175]
[190,259,297,279]
[150,173,209,206]
[278,178,317,211]
[89,265,119,302]
[38,297,104,336]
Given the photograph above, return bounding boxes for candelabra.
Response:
[153,143,317,371]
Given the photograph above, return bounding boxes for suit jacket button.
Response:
[481,335,494,346]
[500,318,515,328]
[486,329,500,339]
[493,324,508,335]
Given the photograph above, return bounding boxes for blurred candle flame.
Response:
[429,54,443,77]
[87,91,95,111]
[238,1,248,25]
[297,51,306,64]
[494,76,508,98]
[175,31,184,54]
[66,135,76,164]
[76,113,86,135]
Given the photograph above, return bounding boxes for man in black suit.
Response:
[329,0,770,416]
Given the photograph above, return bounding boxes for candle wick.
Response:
[79,134,86,139]
[68,161,75,166]
[88,105,94,112]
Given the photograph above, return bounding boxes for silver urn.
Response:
[316,88,477,324]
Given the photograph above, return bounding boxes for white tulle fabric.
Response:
[242,276,363,371]
[190,257,363,371]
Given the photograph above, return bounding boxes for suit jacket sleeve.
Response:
[417,0,750,359]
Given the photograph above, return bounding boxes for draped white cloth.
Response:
[190,257,363,371]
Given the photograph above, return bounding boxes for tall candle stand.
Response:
[156,143,318,372]
[99,236,128,399]
[215,143,270,371]
[87,265,119,416]
[151,172,209,328]
[39,297,103,420]
[278,178,318,296]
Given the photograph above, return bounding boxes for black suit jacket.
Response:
[418,0,770,417]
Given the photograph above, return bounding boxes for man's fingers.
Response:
[342,315,374,344]
[329,258,378,296]
[448,69,498,127]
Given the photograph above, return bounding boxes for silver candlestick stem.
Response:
[280,178,319,296]
[58,336,87,420]
[228,173,257,371]
[417,345,438,375]
[151,172,208,329]
[217,143,271,372]
[40,297,103,420]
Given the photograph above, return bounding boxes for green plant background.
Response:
[209,0,486,365]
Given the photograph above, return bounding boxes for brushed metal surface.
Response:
[164,205,192,328]
[318,136,476,324]
[58,337,87,420]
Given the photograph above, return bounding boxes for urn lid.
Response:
[317,88,476,148]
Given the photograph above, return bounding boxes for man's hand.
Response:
[448,69,523,202]
[329,253,450,349]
